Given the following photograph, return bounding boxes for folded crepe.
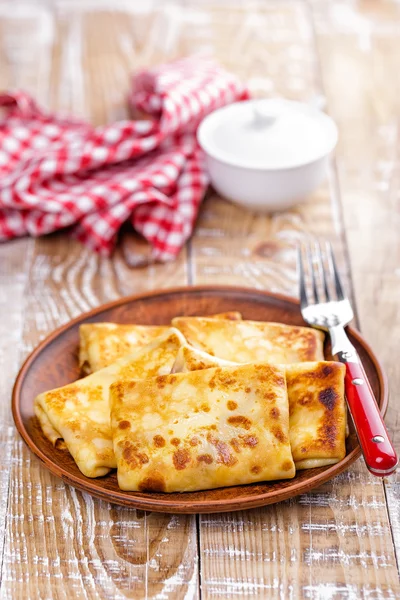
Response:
[110,363,295,493]
[285,361,346,469]
[79,323,169,374]
[171,345,237,373]
[80,312,242,374]
[35,329,186,478]
[173,345,347,470]
[172,317,324,364]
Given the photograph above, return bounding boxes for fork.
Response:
[298,241,398,477]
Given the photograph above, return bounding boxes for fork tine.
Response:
[297,245,309,309]
[326,241,345,300]
[317,241,331,301]
[306,243,320,304]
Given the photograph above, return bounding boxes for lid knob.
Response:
[252,102,277,129]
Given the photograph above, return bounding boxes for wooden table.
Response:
[1,1,399,597]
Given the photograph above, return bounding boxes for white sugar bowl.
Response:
[197,98,338,212]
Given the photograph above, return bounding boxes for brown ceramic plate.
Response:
[12,286,388,514]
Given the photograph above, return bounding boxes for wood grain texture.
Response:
[0,0,400,598]
[200,468,399,599]
[186,1,400,598]
[310,0,400,577]
[0,239,31,571]
[1,240,198,599]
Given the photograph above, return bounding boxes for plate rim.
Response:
[12,285,388,513]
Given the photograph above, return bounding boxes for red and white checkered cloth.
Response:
[0,58,248,262]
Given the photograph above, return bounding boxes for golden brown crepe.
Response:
[172,317,325,364]
[171,345,237,373]
[80,312,242,374]
[285,361,346,469]
[173,346,347,470]
[79,323,169,374]
[35,329,186,478]
[110,363,295,493]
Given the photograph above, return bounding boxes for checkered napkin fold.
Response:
[0,58,248,262]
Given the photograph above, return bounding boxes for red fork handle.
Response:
[343,361,398,476]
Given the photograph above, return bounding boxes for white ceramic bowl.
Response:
[197,98,338,212]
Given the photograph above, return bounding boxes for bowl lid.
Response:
[197,98,338,170]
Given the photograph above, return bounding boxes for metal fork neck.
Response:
[329,324,360,363]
